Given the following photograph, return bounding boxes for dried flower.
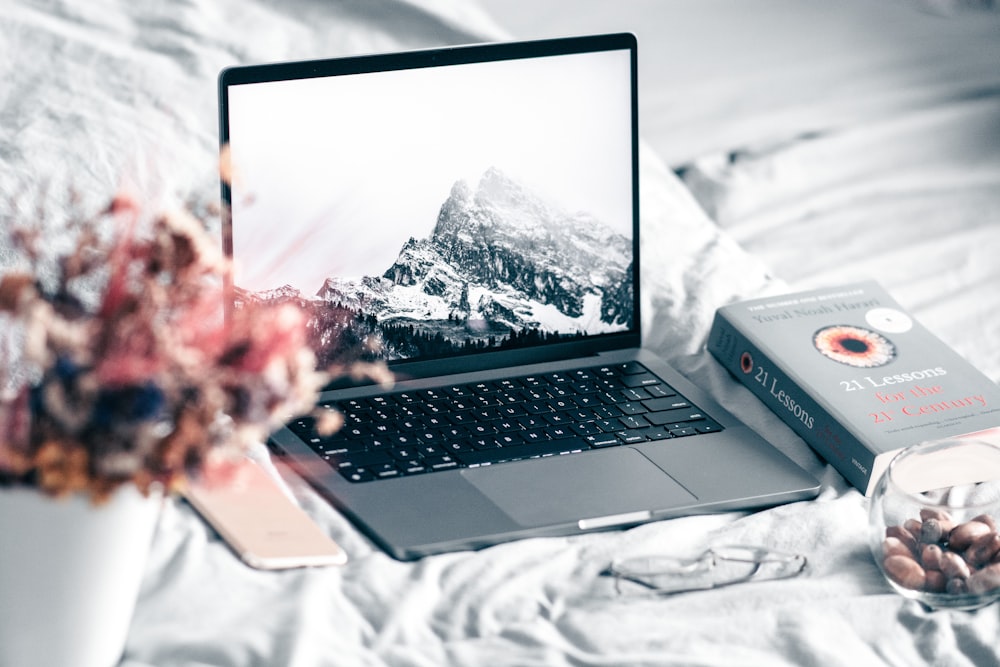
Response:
[0,191,382,502]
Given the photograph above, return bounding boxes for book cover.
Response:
[708,280,1000,495]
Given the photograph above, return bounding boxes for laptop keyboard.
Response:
[285,361,723,483]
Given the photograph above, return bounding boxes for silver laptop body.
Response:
[219,33,819,560]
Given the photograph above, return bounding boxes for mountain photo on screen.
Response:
[226,49,635,363]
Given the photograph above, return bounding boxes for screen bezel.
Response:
[218,33,641,385]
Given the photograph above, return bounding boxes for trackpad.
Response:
[462,447,697,528]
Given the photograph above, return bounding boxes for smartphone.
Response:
[183,459,348,570]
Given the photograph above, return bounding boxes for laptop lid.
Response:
[219,33,640,383]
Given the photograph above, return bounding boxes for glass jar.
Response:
[868,434,1000,610]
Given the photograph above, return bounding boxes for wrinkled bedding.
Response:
[2,1,999,665]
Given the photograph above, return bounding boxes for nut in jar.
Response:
[880,512,1000,597]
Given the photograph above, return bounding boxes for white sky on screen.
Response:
[227,49,633,295]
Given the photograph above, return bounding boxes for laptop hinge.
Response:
[578,510,652,531]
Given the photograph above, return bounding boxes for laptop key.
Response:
[471,437,501,450]
[396,416,426,432]
[374,462,401,478]
[470,381,498,394]
[542,411,572,426]
[387,433,420,447]
[570,421,602,437]
[495,379,522,391]
[517,415,547,430]
[470,395,497,409]
[471,407,503,421]
[418,388,445,401]
[390,447,420,461]
[599,391,627,404]
[456,437,588,467]
[495,419,522,433]
[341,468,375,483]
[495,432,525,446]
[572,394,602,408]
[520,429,549,443]
[448,398,475,411]
[617,429,648,444]
[585,433,620,448]
[544,426,576,440]
[443,441,476,453]
[547,397,575,411]
[644,383,677,398]
[567,408,597,422]
[495,392,522,406]
[394,392,420,405]
[370,422,393,436]
[547,385,572,399]
[317,439,366,455]
[618,414,650,430]
[468,422,499,437]
[341,423,374,439]
[333,449,392,469]
[621,373,661,388]
[544,372,572,384]
[525,401,552,415]
[644,426,673,441]
[593,405,624,420]
[416,443,445,457]
[420,402,447,416]
[364,436,395,451]
[642,397,691,412]
[417,414,445,429]
[414,429,444,444]
[644,409,706,426]
[594,418,625,433]
[617,401,647,415]
[425,455,460,470]
[394,404,422,419]
[620,386,651,402]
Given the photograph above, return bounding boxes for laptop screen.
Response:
[221,35,638,370]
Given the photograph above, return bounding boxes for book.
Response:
[707,280,1000,496]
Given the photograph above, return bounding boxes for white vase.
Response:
[0,483,162,667]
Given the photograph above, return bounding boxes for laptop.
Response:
[218,33,820,560]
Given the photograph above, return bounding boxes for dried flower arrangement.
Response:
[0,190,382,502]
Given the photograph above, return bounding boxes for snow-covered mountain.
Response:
[249,168,633,361]
[320,168,632,332]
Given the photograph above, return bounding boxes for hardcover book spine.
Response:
[707,310,875,493]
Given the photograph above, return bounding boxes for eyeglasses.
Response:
[601,545,807,596]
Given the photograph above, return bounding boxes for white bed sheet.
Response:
[2,1,998,665]
[481,0,1000,381]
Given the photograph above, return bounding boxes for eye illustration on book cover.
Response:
[813,324,896,368]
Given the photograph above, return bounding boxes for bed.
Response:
[3,0,999,664]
